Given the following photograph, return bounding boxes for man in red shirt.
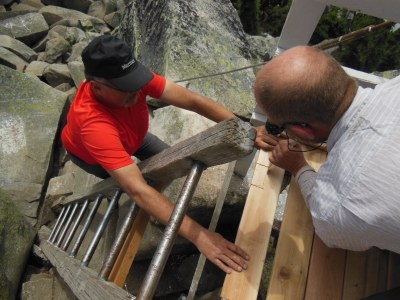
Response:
[62,35,272,273]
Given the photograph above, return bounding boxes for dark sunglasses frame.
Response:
[265,120,309,137]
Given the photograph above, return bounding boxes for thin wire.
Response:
[174,61,267,83]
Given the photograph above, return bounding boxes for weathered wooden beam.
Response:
[60,118,255,207]
[40,240,136,300]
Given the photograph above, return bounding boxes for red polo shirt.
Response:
[61,73,166,171]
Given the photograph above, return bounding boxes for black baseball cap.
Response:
[82,35,154,92]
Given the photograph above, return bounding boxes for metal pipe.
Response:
[56,202,79,247]
[137,161,204,300]
[81,189,122,267]
[187,161,236,300]
[50,205,71,244]
[48,206,66,242]
[62,199,90,251]
[70,194,103,258]
[99,202,139,279]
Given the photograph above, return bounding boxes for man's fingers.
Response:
[214,258,233,274]
[227,243,249,260]
[216,254,246,273]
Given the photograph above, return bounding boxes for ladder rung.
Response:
[62,199,90,251]
[70,194,104,258]
[56,202,79,247]
[48,206,66,242]
[50,205,72,244]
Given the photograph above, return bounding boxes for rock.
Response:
[10,2,38,12]
[24,60,50,77]
[104,10,123,29]
[0,0,13,6]
[120,0,257,119]
[41,0,92,13]
[0,12,49,45]
[67,40,88,63]
[0,34,38,62]
[37,172,75,226]
[42,33,70,63]
[246,33,278,73]
[67,60,84,87]
[0,189,36,300]
[43,62,73,86]
[87,1,107,20]
[39,5,110,34]
[0,65,67,222]
[20,0,45,10]
[0,46,28,71]
[21,273,54,300]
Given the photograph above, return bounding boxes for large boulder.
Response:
[0,12,49,45]
[118,0,256,119]
[0,189,36,300]
[0,65,67,225]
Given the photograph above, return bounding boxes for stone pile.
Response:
[0,0,129,101]
[0,0,279,299]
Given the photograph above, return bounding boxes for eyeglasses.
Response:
[265,120,325,152]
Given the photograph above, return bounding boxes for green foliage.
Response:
[232,0,262,34]
[331,14,400,72]
[231,0,400,72]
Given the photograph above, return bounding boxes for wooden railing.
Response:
[221,149,400,300]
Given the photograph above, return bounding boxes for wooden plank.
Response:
[40,240,136,300]
[387,251,400,290]
[304,236,346,300]
[302,150,346,300]
[220,150,285,300]
[266,150,326,300]
[342,250,369,300]
[61,118,255,207]
[266,177,314,300]
[343,248,391,299]
[363,248,389,297]
[108,208,150,287]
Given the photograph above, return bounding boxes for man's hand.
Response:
[254,125,281,151]
[194,229,249,274]
[269,139,309,176]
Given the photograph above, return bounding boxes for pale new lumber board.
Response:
[267,150,326,300]
[221,150,285,300]
[61,118,255,207]
[40,240,136,300]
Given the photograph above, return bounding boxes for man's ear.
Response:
[289,124,316,140]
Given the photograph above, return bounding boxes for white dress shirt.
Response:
[296,75,400,253]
